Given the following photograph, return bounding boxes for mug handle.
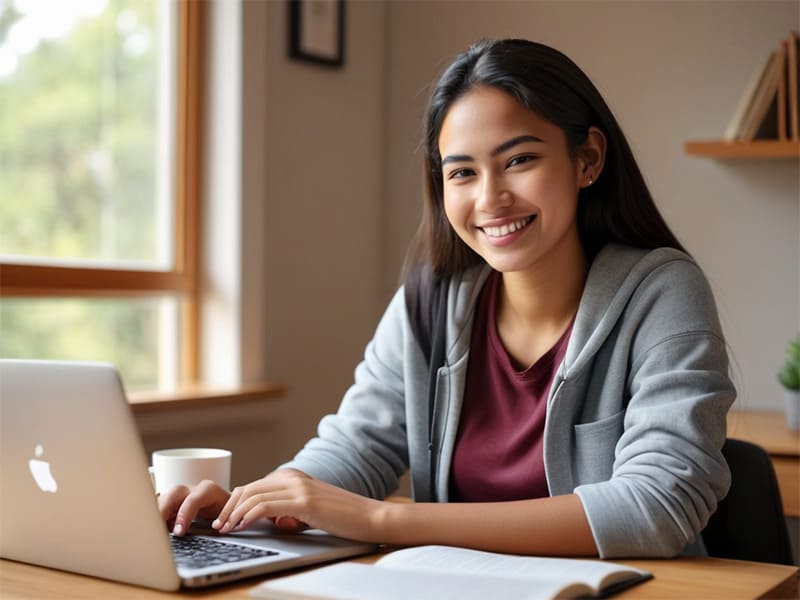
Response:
[148,466,157,494]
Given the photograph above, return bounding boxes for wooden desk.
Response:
[728,410,800,517]
[1,555,797,599]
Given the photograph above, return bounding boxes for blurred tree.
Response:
[0,0,170,389]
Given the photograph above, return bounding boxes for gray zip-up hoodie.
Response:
[283,244,736,558]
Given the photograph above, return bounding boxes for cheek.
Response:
[521,168,580,208]
[442,190,464,229]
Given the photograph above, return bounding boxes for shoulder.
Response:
[570,245,722,369]
[605,246,725,347]
[626,247,717,317]
[592,244,700,281]
[589,244,712,304]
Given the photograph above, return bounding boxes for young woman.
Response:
[160,39,735,559]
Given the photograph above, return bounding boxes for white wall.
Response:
[382,0,800,412]
[257,0,386,468]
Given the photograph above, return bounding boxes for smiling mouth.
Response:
[480,215,536,238]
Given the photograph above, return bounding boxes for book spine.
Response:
[740,51,781,141]
[778,40,788,141]
[723,51,774,141]
[790,31,799,141]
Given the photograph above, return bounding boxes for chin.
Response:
[481,255,537,274]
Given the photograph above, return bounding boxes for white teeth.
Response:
[483,216,533,238]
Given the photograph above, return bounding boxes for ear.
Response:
[577,126,606,188]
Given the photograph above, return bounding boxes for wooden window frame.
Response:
[0,0,206,384]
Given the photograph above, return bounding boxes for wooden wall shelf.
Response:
[684,140,800,159]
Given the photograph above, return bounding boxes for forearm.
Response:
[377,494,598,557]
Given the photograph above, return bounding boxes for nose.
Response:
[475,173,513,212]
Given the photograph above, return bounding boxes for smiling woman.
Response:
[158,38,736,564]
[0,0,205,391]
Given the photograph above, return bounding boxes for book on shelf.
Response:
[777,40,788,141]
[751,44,787,141]
[690,32,800,152]
[724,31,800,143]
[249,545,653,600]
[723,50,775,141]
[789,31,799,140]
[738,50,783,141]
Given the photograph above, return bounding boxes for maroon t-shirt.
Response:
[449,271,573,502]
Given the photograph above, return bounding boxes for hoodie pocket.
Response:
[573,410,625,485]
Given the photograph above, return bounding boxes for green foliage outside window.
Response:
[0,0,163,262]
[0,0,174,390]
[0,298,163,389]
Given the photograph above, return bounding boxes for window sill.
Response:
[127,382,285,414]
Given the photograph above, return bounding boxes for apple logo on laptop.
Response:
[29,444,58,493]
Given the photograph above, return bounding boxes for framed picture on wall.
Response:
[288,0,346,68]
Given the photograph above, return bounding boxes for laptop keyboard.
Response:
[170,534,279,569]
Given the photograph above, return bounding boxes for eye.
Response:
[446,167,475,180]
[507,154,538,168]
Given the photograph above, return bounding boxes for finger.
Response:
[274,515,308,531]
[235,497,310,533]
[157,485,190,529]
[220,492,281,533]
[214,471,310,532]
[212,485,245,530]
[174,480,227,536]
[214,476,287,530]
[235,498,301,532]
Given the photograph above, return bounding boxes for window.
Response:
[0,0,205,391]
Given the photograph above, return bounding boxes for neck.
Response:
[499,236,588,333]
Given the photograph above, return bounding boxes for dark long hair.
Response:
[405,38,685,281]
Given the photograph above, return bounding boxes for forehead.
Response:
[438,86,560,154]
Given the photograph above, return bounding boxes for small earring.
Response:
[587,177,594,186]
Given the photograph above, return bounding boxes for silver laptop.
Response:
[0,359,376,590]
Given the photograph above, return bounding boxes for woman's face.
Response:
[438,86,588,276]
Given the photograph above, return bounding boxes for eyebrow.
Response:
[440,134,545,166]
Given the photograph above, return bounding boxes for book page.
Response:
[250,561,585,600]
[376,545,648,590]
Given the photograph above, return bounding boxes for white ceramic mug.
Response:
[149,448,232,494]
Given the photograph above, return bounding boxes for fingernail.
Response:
[211,519,221,529]
[173,523,183,536]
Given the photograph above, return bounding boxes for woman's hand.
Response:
[211,468,389,542]
[157,480,231,537]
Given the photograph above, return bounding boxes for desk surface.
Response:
[728,410,800,457]
[1,554,798,599]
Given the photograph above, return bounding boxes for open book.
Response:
[250,545,653,600]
